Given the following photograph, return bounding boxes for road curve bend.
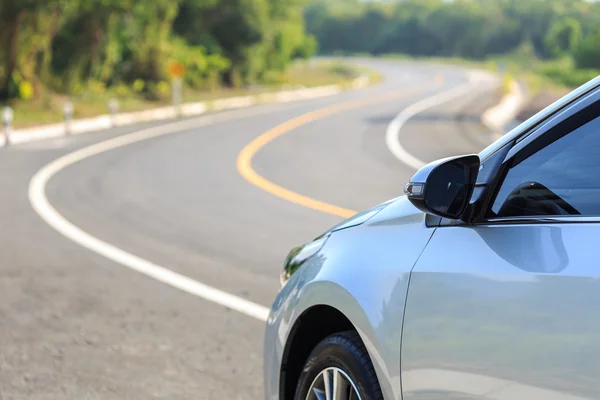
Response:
[1,59,498,399]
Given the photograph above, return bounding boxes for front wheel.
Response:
[294,331,383,400]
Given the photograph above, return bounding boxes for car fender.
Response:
[265,197,435,400]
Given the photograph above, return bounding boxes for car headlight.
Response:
[280,233,330,287]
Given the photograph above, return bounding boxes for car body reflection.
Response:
[401,223,600,400]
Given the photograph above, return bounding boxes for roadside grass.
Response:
[367,52,598,96]
[360,51,594,121]
[3,60,373,129]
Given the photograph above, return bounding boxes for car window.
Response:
[491,116,600,218]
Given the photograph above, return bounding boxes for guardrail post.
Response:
[172,78,182,118]
[64,101,73,135]
[2,106,13,146]
[108,99,119,127]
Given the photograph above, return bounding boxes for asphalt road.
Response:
[0,59,499,399]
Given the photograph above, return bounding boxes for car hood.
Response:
[321,196,401,236]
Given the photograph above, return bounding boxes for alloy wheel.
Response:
[305,367,362,400]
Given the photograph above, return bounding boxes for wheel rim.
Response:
[305,367,362,400]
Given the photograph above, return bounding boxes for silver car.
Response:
[264,76,600,400]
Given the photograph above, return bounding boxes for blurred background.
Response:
[1,0,598,126]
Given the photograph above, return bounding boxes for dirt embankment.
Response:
[516,89,570,122]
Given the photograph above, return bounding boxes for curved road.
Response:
[1,60,499,399]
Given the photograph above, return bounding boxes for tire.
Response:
[294,331,383,400]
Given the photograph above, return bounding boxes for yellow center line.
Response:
[236,76,444,219]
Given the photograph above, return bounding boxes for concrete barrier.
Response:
[211,96,256,111]
[481,79,527,136]
[3,75,372,147]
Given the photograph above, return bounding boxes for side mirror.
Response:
[404,154,480,220]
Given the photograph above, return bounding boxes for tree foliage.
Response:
[305,0,600,64]
[0,0,317,100]
[545,18,582,58]
[574,29,600,69]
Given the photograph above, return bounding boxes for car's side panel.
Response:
[264,197,435,400]
[401,223,600,400]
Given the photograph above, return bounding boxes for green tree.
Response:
[294,35,318,59]
[304,0,600,62]
[0,0,73,99]
[574,29,600,69]
[205,0,269,85]
[545,18,582,58]
[51,0,134,91]
[264,0,312,72]
[128,1,180,82]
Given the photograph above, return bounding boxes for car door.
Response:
[400,91,600,400]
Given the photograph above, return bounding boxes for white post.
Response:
[2,106,13,146]
[172,78,182,118]
[108,99,119,127]
[64,101,74,135]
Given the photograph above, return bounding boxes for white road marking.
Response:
[385,78,482,170]
[29,115,270,322]
[26,71,490,323]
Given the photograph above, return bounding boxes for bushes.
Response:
[166,38,231,90]
[537,64,598,88]
[0,0,316,101]
[327,63,356,79]
[304,0,600,90]
[574,30,600,70]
